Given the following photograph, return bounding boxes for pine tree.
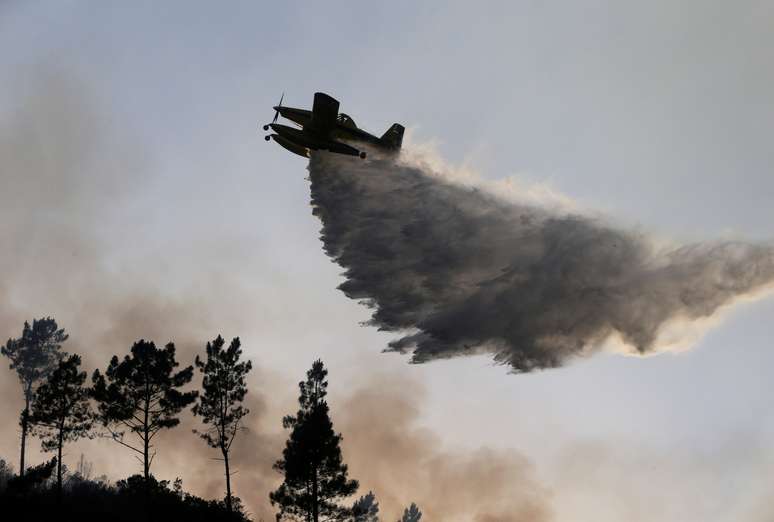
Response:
[352,491,380,522]
[91,340,197,482]
[192,335,252,513]
[397,503,422,522]
[29,354,94,499]
[270,359,358,522]
[1,317,68,476]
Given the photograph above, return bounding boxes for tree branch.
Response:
[104,427,144,455]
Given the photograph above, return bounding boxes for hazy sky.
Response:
[2,2,774,521]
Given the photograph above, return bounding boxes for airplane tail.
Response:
[380,123,405,149]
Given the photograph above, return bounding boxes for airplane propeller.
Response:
[272,92,284,123]
[263,92,284,131]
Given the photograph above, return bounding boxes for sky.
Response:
[2,2,774,521]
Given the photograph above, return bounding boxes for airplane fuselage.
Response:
[275,106,389,146]
[263,92,404,160]
[269,123,362,157]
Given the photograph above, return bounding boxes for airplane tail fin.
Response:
[380,123,405,149]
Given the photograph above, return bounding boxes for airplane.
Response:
[262,92,404,159]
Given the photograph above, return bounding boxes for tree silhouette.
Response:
[397,503,422,522]
[1,317,68,476]
[0,458,13,492]
[270,359,358,522]
[0,464,250,521]
[6,456,57,494]
[91,340,197,482]
[29,354,94,499]
[192,335,252,513]
[352,491,380,522]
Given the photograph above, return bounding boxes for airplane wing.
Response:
[310,92,340,133]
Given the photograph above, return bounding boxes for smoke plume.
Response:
[3,66,772,520]
[336,373,553,522]
[0,69,554,520]
[309,149,774,371]
[0,69,279,517]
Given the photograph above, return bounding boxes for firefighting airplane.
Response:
[262,92,404,159]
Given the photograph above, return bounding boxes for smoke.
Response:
[0,69,277,516]
[4,66,773,520]
[548,436,774,522]
[336,373,553,522]
[309,149,774,371]
[179,370,555,521]
[0,69,554,521]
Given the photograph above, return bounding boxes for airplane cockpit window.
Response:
[337,113,357,129]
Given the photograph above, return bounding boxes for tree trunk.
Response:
[143,398,150,482]
[312,467,319,522]
[143,432,150,481]
[57,426,64,503]
[19,385,31,477]
[143,430,150,522]
[223,446,232,513]
[143,401,150,522]
[19,408,27,477]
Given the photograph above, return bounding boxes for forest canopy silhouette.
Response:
[0,316,434,522]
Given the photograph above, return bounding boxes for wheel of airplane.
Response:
[265,135,271,141]
[359,152,367,159]
[263,124,269,131]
